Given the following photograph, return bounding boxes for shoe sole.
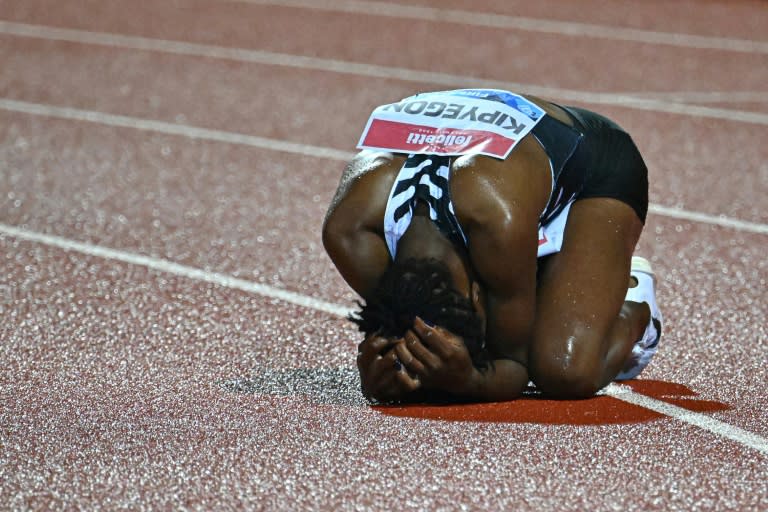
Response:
[631,256,654,276]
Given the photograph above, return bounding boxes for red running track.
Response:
[1,0,767,510]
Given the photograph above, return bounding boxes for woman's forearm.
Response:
[454,359,529,402]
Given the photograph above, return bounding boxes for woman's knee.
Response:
[529,337,605,399]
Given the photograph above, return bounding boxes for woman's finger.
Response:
[367,349,421,401]
[414,317,458,358]
[394,370,421,393]
[394,341,427,376]
[403,329,441,370]
[357,334,396,369]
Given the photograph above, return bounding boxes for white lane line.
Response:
[605,383,768,455]
[0,98,353,162]
[2,97,768,236]
[647,205,768,235]
[0,222,352,318]
[1,20,768,126]
[2,221,766,454]
[237,0,768,54]
[626,91,768,105]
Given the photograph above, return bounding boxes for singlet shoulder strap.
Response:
[530,108,586,225]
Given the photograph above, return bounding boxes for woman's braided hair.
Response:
[349,258,489,369]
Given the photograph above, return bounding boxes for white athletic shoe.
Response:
[615,256,663,380]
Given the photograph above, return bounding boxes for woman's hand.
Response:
[393,317,479,395]
[356,333,422,403]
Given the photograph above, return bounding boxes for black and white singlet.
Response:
[383,112,587,259]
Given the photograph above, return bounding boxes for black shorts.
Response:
[562,106,649,223]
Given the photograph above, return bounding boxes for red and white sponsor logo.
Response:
[360,119,517,158]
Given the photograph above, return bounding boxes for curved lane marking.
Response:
[605,384,768,455]
[1,98,767,235]
[0,223,351,318]
[1,222,767,454]
[1,21,768,125]
[239,0,768,54]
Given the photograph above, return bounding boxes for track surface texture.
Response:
[1,1,767,511]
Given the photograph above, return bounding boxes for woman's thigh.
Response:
[529,197,644,395]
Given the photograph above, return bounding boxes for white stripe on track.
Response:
[1,20,768,126]
[0,98,353,162]
[237,0,768,54]
[2,97,767,236]
[2,221,767,454]
[647,205,768,235]
[605,383,768,455]
[627,91,768,105]
[0,222,353,318]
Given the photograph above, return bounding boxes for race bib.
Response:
[357,89,545,159]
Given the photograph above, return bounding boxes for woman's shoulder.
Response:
[449,142,552,230]
[324,150,405,227]
[343,150,405,186]
[333,150,394,189]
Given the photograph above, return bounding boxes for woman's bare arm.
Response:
[322,152,398,298]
